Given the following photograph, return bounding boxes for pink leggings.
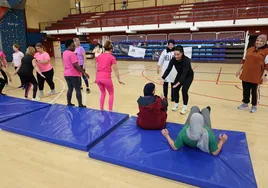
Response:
[96,79,114,111]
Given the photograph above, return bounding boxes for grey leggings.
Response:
[185,106,212,129]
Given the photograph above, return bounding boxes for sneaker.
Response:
[0,93,6,96]
[67,103,75,106]
[86,88,90,93]
[39,91,44,97]
[172,103,179,111]
[81,87,83,90]
[207,106,211,113]
[18,85,24,89]
[32,97,40,101]
[250,106,257,113]
[49,90,56,95]
[180,105,188,115]
[237,103,248,110]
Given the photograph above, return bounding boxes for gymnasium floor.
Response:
[0,58,267,188]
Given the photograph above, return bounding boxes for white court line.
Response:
[49,76,65,104]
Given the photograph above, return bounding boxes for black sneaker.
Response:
[86,88,90,93]
[79,105,87,108]
[80,87,83,90]
[0,93,6,96]
[207,106,211,113]
[67,103,75,106]
[18,85,24,89]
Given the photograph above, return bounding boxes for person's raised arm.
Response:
[211,134,228,156]
[161,129,178,150]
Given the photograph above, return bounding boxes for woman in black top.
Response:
[14,47,45,101]
[162,45,194,115]
[0,63,12,96]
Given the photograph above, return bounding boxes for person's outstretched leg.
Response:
[185,106,200,125]
[97,80,106,110]
[201,107,212,129]
[65,77,74,106]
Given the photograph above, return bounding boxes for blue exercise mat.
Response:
[0,96,51,123]
[89,117,257,188]
[0,104,129,151]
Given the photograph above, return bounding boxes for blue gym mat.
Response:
[0,104,129,151]
[0,96,51,123]
[89,117,257,188]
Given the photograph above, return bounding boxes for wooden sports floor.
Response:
[1,58,267,188]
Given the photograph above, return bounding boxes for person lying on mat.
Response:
[137,83,168,130]
[161,106,228,155]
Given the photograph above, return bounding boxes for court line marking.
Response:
[49,76,65,104]
[216,67,222,84]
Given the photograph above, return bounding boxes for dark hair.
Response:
[104,40,113,51]
[174,45,184,54]
[96,43,103,48]
[13,44,20,50]
[65,39,74,48]
[35,43,46,51]
[168,39,175,45]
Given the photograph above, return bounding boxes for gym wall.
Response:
[25,0,70,29]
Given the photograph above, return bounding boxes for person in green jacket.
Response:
[162,106,228,156]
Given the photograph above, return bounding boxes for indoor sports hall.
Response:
[0,0,267,187]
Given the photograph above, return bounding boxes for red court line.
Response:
[216,67,222,84]
[193,66,198,70]
[141,69,268,107]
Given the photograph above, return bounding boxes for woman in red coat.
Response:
[137,83,168,130]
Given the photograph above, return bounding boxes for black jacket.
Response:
[162,56,194,84]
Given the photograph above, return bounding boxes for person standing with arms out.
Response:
[12,44,24,88]
[14,47,45,101]
[95,40,124,111]
[161,45,194,115]
[0,62,12,96]
[63,39,89,108]
[236,34,268,113]
[34,43,56,97]
[157,39,177,110]
[0,49,8,86]
[73,38,90,93]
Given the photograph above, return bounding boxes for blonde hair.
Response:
[104,40,113,51]
[26,46,36,56]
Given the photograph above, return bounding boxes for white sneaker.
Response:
[180,105,188,115]
[172,103,179,111]
[32,97,40,101]
[49,90,56,95]
[39,91,44,97]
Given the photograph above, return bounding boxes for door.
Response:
[53,41,62,58]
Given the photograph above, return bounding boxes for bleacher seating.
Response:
[45,0,268,31]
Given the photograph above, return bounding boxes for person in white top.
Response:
[93,43,103,58]
[12,44,25,88]
[157,39,178,111]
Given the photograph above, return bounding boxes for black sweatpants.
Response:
[0,77,5,94]
[22,75,38,99]
[37,68,55,91]
[0,69,8,85]
[80,65,89,88]
[14,67,25,86]
[163,82,174,101]
[242,81,259,106]
[65,76,83,106]
[172,76,193,105]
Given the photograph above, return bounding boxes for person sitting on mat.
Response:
[137,83,168,130]
[161,106,228,155]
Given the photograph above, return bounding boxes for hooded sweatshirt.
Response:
[137,96,168,130]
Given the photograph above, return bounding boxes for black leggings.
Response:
[37,68,55,91]
[22,75,38,99]
[0,77,5,94]
[163,82,174,101]
[80,65,89,88]
[242,81,258,106]
[0,69,8,84]
[172,76,193,105]
[14,67,25,86]
[65,76,83,106]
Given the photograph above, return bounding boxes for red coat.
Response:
[137,96,167,130]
